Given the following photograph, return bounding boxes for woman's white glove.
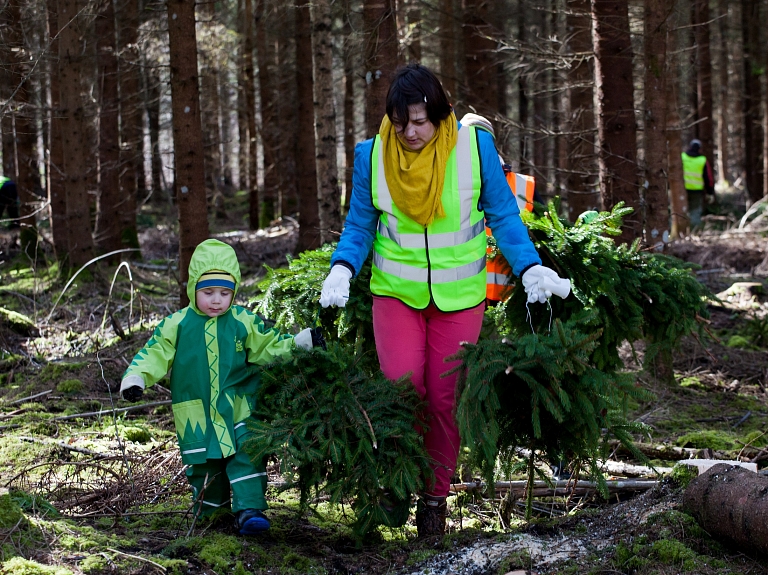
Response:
[521,265,571,304]
[319,265,352,308]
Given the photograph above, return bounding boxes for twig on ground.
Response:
[51,400,172,421]
[105,547,166,573]
[3,389,53,405]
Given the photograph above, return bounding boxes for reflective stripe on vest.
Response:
[485,171,535,301]
[509,172,535,213]
[681,153,706,190]
[370,125,486,311]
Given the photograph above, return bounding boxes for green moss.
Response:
[39,362,88,383]
[122,426,152,443]
[0,494,24,528]
[154,558,189,575]
[496,549,532,574]
[675,430,736,451]
[668,463,699,488]
[56,380,84,395]
[78,555,106,574]
[742,429,768,448]
[0,558,73,575]
[613,541,648,569]
[652,539,698,570]
[725,335,753,349]
[197,533,242,572]
[678,376,706,390]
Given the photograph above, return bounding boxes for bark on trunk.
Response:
[741,0,763,202]
[117,0,141,250]
[463,0,499,119]
[565,0,598,221]
[198,1,222,215]
[3,0,40,253]
[363,0,397,138]
[692,0,714,169]
[342,0,355,213]
[277,2,298,218]
[45,0,68,262]
[95,0,122,255]
[295,0,320,253]
[146,67,164,201]
[167,0,210,306]
[439,0,458,101]
[715,0,729,184]
[255,0,279,227]
[59,0,95,268]
[242,0,259,229]
[643,0,670,251]
[682,463,768,555]
[311,0,342,243]
[591,0,640,244]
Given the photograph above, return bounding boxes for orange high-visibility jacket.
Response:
[486,169,535,302]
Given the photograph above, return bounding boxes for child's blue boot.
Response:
[236,509,270,534]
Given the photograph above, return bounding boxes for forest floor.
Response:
[1,198,768,575]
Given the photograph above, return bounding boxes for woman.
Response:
[320,64,567,537]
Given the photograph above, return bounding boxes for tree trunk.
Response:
[45,0,69,262]
[692,0,714,171]
[295,0,320,253]
[363,0,398,138]
[403,0,421,62]
[276,2,298,219]
[643,0,669,251]
[518,3,530,174]
[667,20,688,239]
[683,464,768,555]
[198,1,223,217]
[715,0,729,184]
[146,66,165,201]
[439,0,458,101]
[531,1,549,199]
[2,0,40,253]
[311,0,342,243]
[741,0,763,202]
[463,0,499,119]
[59,0,95,268]
[242,0,259,230]
[342,0,355,213]
[565,0,598,221]
[591,0,640,244]
[255,0,279,227]
[95,0,122,255]
[117,0,141,251]
[236,0,250,192]
[167,0,210,306]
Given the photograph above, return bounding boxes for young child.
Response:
[120,239,322,534]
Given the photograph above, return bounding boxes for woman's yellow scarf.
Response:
[379,112,458,227]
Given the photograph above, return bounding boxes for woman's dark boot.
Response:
[416,494,447,537]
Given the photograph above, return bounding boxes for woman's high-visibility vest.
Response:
[486,171,535,302]
[370,125,487,312]
[681,153,707,190]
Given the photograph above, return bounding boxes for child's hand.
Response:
[120,375,145,402]
[295,327,327,351]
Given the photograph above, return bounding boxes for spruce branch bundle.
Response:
[246,345,432,537]
[253,245,376,361]
[453,311,651,517]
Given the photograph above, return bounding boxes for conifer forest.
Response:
[1,0,768,573]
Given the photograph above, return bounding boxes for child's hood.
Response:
[187,239,242,314]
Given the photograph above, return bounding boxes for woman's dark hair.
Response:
[385,64,452,128]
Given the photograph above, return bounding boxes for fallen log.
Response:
[606,439,726,461]
[682,463,768,555]
[450,479,657,497]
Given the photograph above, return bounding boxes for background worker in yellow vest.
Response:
[681,138,715,228]
[319,64,569,537]
[459,113,542,304]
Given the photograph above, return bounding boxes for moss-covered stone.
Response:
[675,430,736,451]
[0,308,38,337]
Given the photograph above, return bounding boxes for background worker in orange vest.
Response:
[459,113,542,304]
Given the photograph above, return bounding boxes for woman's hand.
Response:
[320,265,353,308]
[521,265,571,304]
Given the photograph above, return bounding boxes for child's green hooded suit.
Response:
[123,239,296,513]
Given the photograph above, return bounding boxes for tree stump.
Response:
[682,463,768,554]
